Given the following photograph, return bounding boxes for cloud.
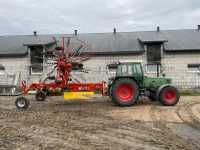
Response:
[0,0,199,35]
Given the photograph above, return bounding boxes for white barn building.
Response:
[0,26,200,92]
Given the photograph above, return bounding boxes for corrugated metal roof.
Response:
[0,29,200,57]
[0,35,55,57]
[75,32,144,53]
[59,29,200,53]
[161,29,200,51]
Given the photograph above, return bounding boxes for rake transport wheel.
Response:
[111,78,139,106]
[15,97,29,110]
[36,90,47,101]
[159,86,180,106]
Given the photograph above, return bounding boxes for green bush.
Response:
[180,90,200,96]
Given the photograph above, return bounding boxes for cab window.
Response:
[128,65,133,75]
[122,65,127,74]
[134,64,142,74]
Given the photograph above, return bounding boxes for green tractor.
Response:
[108,62,180,106]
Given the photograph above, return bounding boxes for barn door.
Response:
[30,46,44,74]
[146,44,162,77]
[146,44,161,63]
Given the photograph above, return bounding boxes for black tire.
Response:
[111,78,139,107]
[36,90,47,101]
[148,91,156,101]
[15,97,29,110]
[108,86,112,98]
[159,86,180,106]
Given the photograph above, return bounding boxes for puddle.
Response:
[168,123,200,140]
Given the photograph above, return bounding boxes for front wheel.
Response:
[159,86,180,106]
[15,97,29,110]
[111,78,139,107]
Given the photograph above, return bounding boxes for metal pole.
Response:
[157,63,159,77]
[62,37,65,54]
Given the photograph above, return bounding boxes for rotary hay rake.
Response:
[15,37,106,109]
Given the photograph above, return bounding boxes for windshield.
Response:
[116,63,142,76]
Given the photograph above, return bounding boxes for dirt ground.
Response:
[0,96,200,150]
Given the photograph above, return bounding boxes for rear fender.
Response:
[156,84,171,101]
[114,77,140,87]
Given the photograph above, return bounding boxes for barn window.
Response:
[30,46,44,74]
[122,65,127,73]
[146,64,159,73]
[128,65,133,75]
[146,63,161,77]
[188,64,200,72]
[107,63,118,74]
[45,44,57,64]
[30,64,43,75]
[0,65,5,75]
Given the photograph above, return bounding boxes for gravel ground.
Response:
[0,96,200,150]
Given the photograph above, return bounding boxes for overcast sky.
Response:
[0,0,200,35]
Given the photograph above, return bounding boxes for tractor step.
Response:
[139,89,147,96]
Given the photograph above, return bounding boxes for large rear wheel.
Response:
[159,86,180,106]
[111,78,139,106]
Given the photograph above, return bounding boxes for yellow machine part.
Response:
[64,92,95,100]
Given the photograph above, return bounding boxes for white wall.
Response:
[162,52,200,89]
[1,51,200,89]
[78,54,146,83]
[73,52,200,89]
[0,57,30,84]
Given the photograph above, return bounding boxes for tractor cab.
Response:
[108,62,144,87]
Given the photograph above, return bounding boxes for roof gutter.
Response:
[0,51,28,58]
[23,41,56,47]
[81,50,145,56]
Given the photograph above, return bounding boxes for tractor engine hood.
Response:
[144,76,171,89]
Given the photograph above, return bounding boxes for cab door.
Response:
[132,63,144,87]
